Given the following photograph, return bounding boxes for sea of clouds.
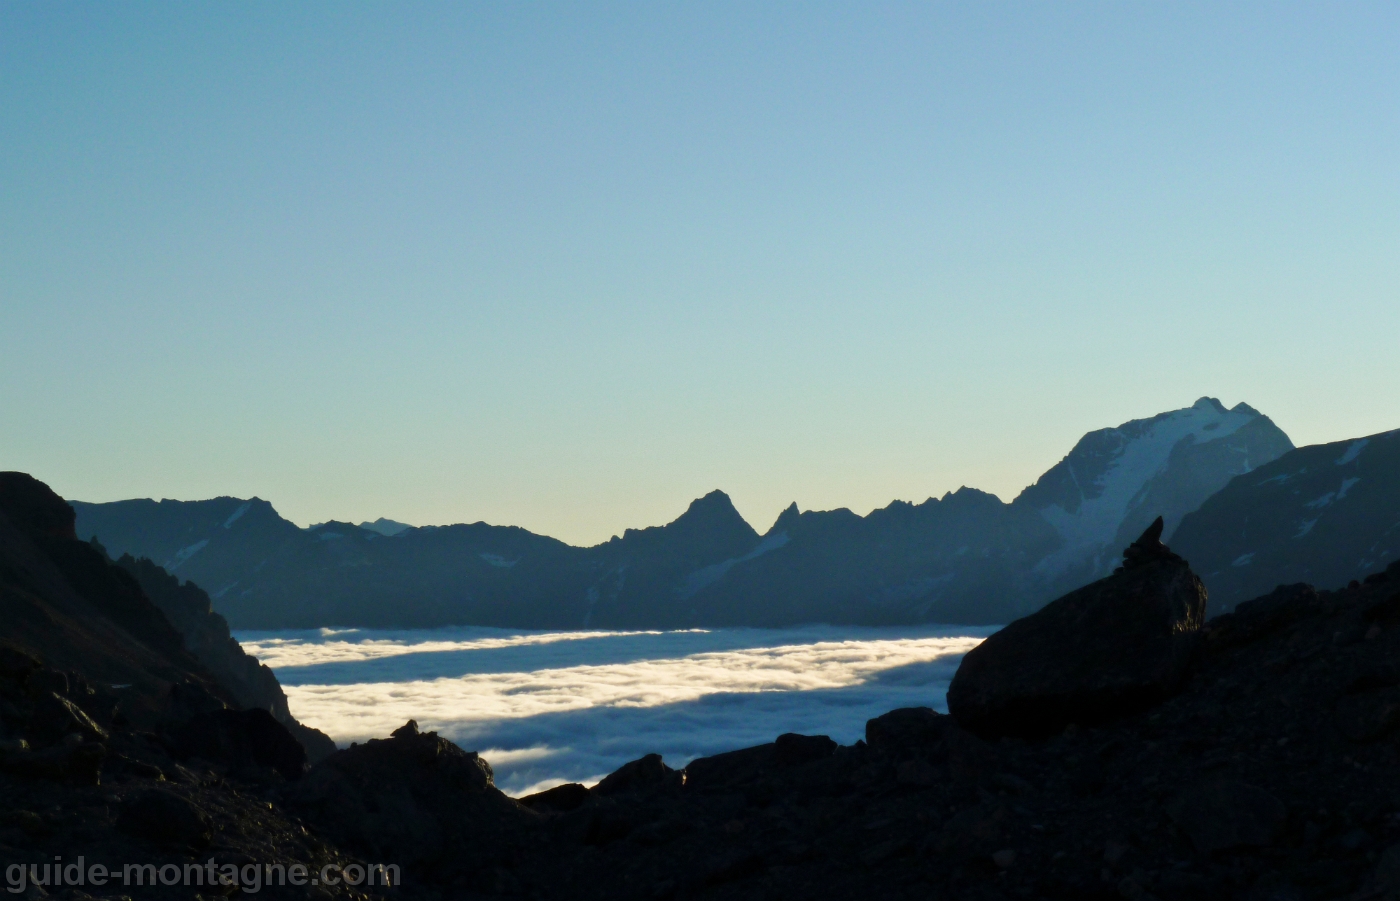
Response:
[236,625,993,796]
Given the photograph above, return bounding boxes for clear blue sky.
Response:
[3,2,1397,545]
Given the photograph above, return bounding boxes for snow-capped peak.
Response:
[1018,398,1288,581]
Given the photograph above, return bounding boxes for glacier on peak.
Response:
[1016,397,1293,584]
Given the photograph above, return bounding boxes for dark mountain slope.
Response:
[1173,427,1400,615]
[574,489,762,626]
[0,471,330,754]
[72,495,305,600]
[75,489,765,629]
[1,498,203,727]
[114,553,336,760]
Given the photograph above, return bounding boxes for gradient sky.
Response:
[3,3,1397,545]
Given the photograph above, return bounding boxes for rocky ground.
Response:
[0,648,377,900]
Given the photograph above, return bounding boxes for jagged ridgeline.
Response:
[71,398,1312,629]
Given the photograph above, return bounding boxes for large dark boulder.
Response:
[31,691,108,744]
[773,732,837,766]
[683,743,778,791]
[592,752,679,797]
[520,781,591,813]
[285,720,531,881]
[947,518,1207,738]
[865,707,948,756]
[0,738,106,785]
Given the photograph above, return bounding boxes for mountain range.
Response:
[71,397,1341,629]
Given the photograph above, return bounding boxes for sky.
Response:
[2,2,1397,545]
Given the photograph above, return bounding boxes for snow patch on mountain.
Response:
[480,553,519,568]
[1336,439,1370,466]
[1305,477,1364,510]
[170,539,209,571]
[677,531,792,600]
[223,501,251,529]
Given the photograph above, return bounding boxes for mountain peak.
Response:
[360,517,412,537]
[685,489,737,514]
[650,490,757,545]
[768,502,801,535]
[1012,399,1294,586]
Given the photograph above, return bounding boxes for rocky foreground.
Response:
[6,476,1400,900]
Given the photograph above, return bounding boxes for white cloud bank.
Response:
[237,625,992,796]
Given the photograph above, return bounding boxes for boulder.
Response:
[286,720,528,878]
[31,691,108,744]
[683,744,776,791]
[593,753,679,796]
[519,782,590,813]
[947,518,1206,738]
[0,738,105,785]
[169,679,228,719]
[773,732,837,766]
[0,644,40,681]
[865,707,948,756]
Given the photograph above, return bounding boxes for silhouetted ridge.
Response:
[0,471,78,541]
[71,399,1306,628]
[1173,426,1400,614]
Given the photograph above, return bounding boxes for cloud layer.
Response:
[237,625,992,796]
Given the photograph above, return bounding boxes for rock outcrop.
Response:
[169,706,309,781]
[115,553,337,761]
[286,719,532,886]
[947,517,1207,737]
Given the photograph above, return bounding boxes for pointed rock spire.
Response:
[1121,516,1182,569]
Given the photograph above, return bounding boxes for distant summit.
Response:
[1013,397,1294,594]
[73,399,1312,629]
[359,517,413,537]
